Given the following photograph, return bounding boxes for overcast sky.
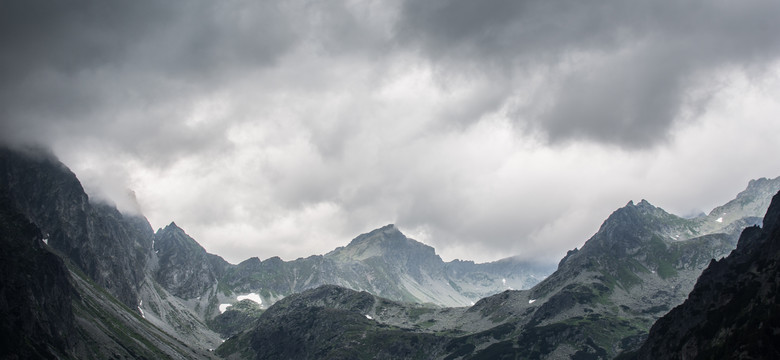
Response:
[2,0,780,264]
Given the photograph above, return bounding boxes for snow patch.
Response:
[470,301,475,306]
[716,217,723,223]
[502,278,506,285]
[237,293,262,305]
[365,315,373,320]
[528,299,536,304]
[219,304,232,313]
[138,300,145,319]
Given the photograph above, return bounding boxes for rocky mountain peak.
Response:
[327,224,438,263]
[587,199,675,247]
[347,224,404,245]
[156,225,195,252]
[154,220,227,299]
[164,221,182,230]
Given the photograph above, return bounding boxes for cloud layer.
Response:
[2,0,780,263]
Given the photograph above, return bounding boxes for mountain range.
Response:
[1,145,778,359]
[218,181,778,359]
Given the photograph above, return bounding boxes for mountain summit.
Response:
[327,224,438,263]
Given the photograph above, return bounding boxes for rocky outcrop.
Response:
[634,191,780,359]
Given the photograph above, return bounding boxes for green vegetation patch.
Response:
[407,306,436,321]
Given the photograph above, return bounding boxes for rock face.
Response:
[0,197,75,359]
[634,191,780,359]
[0,147,153,308]
[0,147,223,358]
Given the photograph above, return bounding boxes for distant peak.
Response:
[625,199,655,207]
[156,221,189,238]
[744,176,780,193]
[327,224,438,262]
[158,221,182,232]
[356,224,403,241]
[624,199,655,209]
[378,224,399,232]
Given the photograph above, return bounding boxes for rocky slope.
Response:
[0,147,152,309]
[632,190,780,359]
[0,197,75,359]
[0,196,216,359]
[1,147,223,356]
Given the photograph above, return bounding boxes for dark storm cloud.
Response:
[395,0,780,147]
[0,0,303,160]
[0,0,299,80]
[1,0,779,264]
